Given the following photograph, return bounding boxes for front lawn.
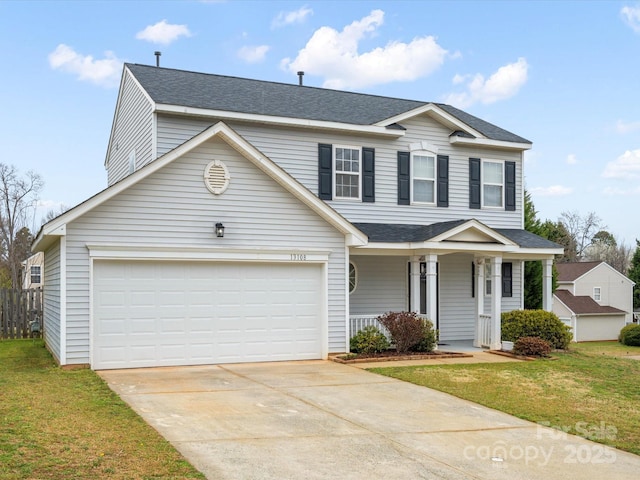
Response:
[369,344,640,456]
[0,339,205,479]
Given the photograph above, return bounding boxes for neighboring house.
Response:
[32,64,562,370]
[553,261,635,341]
[21,252,44,290]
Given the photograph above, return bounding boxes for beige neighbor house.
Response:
[21,252,44,290]
[553,261,634,342]
[32,64,563,370]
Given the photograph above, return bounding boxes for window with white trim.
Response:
[349,262,357,294]
[334,146,360,199]
[482,160,504,208]
[30,266,41,284]
[593,287,601,302]
[411,152,436,204]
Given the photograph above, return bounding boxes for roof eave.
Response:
[156,104,405,138]
[449,135,532,151]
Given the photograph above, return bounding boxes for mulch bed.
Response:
[331,350,473,364]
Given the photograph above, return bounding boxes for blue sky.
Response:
[1,1,639,244]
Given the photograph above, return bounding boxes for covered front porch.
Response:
[347,220,563,350]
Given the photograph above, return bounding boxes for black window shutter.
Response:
[471,262,475,298]
[437,155,449,207]
[318,143,332,200]
[469,158,481,209]
[505,161,516,211]
[362,147,375,203]
[502,262,513,297]
[397,151,410,205]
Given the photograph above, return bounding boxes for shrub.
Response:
[349,326,390,354]
[413,319,438,353]
[619,324,640,346]
[501,310,572,349]
[377,311,425,353]
[513,336,552,357]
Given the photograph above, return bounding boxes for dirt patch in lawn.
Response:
[331,350,472,364]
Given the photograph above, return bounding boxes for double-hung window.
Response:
[30,266,41,284]
[483,160,504,208]
[593,287,601,302]
[412,152,436,204]
[334,146,360,200]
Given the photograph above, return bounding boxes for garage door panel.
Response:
[93,261,324,369]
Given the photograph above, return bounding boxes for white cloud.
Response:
[602,149,640,179]
[530,185,573,197]
[444,58,529,108]
[136,20,191,45]
[621,5,640,33]
[48,44,122,87]
[603,186,640,195]
[237,45,270,63]
[616,119,640,133]
[281,9,448,89]
[566,153,577,165]
[272,6,313,29]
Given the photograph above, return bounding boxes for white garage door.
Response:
[92,260,324,370]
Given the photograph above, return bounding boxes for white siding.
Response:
[64,136,346,365]
[106,70,154,185]
[575,315,626,342]
[43,241,61,364]
[481,259,522,315]
[349,256,407,314]
[156,114,524,229]
[575,265,634,323]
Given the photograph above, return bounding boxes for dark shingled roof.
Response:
[555,261,604,282]
[126,64,530,144]
[555,290,626,315]
[352,221,562,249]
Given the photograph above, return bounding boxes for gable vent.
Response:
[204,160,230,195]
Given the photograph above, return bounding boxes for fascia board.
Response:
[156,104,404,138]
[375,104,484,137]
[449,135,532,151]
[430,219,518,246]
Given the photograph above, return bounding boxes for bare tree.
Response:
[585,232,632,274]
[0,164,44,288]
[559,211,604,261]
[42,204,70,224]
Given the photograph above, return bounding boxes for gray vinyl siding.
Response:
[482,259,523,314]
[64,136,347,364]
[43,241,61,364]
[574,266,634,322]
[156,114,523,229]
[439,254,476,341]
[106,70,154,185]
[349,256,408,314]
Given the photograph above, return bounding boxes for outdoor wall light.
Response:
[215,222,225,238]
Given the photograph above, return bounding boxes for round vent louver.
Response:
[204,160,230,195]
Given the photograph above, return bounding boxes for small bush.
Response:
[501,310,572,349]
[377,311,425,353]
[619,324,640,346]
[413,320,438,353]
[349,326,390,354]
[513,336,552,357]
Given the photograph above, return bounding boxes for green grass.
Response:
[0,339,205,480]
[369,345,640,456]
[570,340,640,357]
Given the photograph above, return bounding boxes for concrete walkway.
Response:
[100,359,640,480]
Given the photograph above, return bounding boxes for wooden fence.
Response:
[0,288,43,339]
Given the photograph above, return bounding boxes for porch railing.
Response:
[477,314,492,348]
[349,315,391,341]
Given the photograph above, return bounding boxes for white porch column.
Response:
[425,254,438,322]
[474,258,485,347]
[490,256,503,350]
[542,258,553,312]
[410,256,421,313]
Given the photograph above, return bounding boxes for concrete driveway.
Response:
[100,360,640,480]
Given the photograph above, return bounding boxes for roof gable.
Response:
[554,289,627,315]
[125,64,530,145]
[556,261,633,284]
[34,122,367,251]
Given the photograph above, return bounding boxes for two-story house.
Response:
[553,261,633,341]
[32,64,562,369]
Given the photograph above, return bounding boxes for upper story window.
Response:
[30,266,41,284]
[483,160,504,208]
[412,152,436,204]
[593,287,601,302]
[334,146,361,200]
